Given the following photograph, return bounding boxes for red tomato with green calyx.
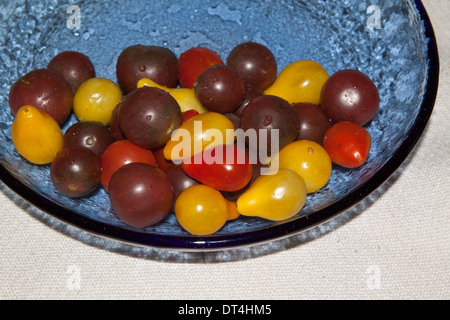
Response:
[178,47,224,89]
[182,144,252,192]
[322,121,371,168]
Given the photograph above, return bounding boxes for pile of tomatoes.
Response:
[8,42,379,235]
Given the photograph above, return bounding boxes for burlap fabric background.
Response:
[1,0,448,300]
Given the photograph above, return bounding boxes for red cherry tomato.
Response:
[100,140,156,191]
[181,144,252,192]
[178,47,224,89]
[322,121,371,168]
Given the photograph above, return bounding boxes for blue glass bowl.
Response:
[0,0,439,251]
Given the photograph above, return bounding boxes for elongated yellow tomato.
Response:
[236,169,307,221]
[137,78,209,114]
[264,60,329,105]
[175,184,229,235]
[73,77,122,125]
[275,140,332,193]
[163,112,235,162]
[11,105,64,164]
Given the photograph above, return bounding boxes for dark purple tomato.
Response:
[232,84,264,117]
[226,42,277,90]
[50,146,101,197]
[109,99,126,141]
[63,121,114,157]
[240,95,299,154]
[320,69,380,126]
[293,102,331,144]
[118,86,182,149]
[165,165,198,199]
[47,51,96,93]
[116,45,179,94]
[194,64,245,113]
[9,69,73,124]
[108,162,174,228]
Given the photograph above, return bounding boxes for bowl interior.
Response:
[0,0,434,249]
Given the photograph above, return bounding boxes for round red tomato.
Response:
[322,121,371,168]
[100,140,156,191]
[178,47,224,89]
[181,144,252,192]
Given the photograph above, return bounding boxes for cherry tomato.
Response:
[178,47,224,89]
[264,60,329,105]
[322,121,371,168]
[108,163,173,228]
[11,105,64,165]
[163,112,235,162]
[236,169,307,221]
[276,140,332,193]
[181,144,252,192]
[320,69,380,126]
[73,77,123,125]
[100,140,156,191]
[175,184,229,235]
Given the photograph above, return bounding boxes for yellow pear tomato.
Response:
[236,169,307,221]
[275,140,332,193]
[73,77,122,125]
[137,78,209,114]
[163,112,235,162]
[175,184,229,235]
[11,105,64,165]
[264,60,329,105]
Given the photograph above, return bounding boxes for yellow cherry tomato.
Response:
[264,60,329,105]
[163,112,235,162]
[175,184,229,235]
[226,199,240,221]
[275,140,332,193]
[236,169,307,221]
[73,77,123,125]
[11,105,64,165]
[137,78,209,114]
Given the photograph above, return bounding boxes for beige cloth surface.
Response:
[1,0,449,300]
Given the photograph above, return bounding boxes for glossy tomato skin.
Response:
[194,64,245,113]
[50,146,101,197]
[118,86,182,149]
[47,51,96,93]
[293,102,331,144]
[116,45,179,94]
[226,41,277,90]
[182,144,252,192]
[178,47,224,89]
[108,163,174,228]
[174,184,229,235]
[165,165,199,199]
[321,69,380,126]
[63,121,114,157]
[100,140,156,191]
[9,69,73,125]
[109,100,126,141]
[240,95,299,154]
[322,121,372,168]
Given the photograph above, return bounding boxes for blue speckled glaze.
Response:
[0,0,438,250]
